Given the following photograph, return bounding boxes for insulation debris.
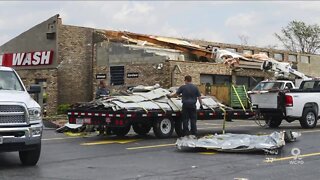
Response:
[176,131,300,154]
[71,84,229,113]
[56,122,85,133]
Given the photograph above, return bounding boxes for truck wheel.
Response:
[153,118,174,138]
[132,123,151,136]
[19,144,41,166]
[300,108,318,128]
[265,116,282,128]
[111,126,131,137]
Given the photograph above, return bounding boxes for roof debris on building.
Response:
[95,30,276,70]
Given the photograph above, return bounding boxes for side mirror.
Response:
[28,84,41,94]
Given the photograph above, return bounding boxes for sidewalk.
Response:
[43,115,68,129]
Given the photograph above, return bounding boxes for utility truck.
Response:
[248,57,319,128]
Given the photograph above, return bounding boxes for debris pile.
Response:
[70,84,230,113]
[97,30,277,70]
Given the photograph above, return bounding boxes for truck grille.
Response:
[0,105,25,112]
[0,105,26,125]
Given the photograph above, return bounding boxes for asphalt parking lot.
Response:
[1,119,320,180]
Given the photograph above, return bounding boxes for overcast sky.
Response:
[1,1,319,49]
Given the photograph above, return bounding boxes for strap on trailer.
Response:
[202,97,216,112]
[243,85,253,112]
[121,96,149,114]
[219,106,227,134]
[167,97,182,111]
[135,94,167,113]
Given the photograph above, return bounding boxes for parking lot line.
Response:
[300,129,320,133]
[81,139,140,146]
[127,143,175,150]
[199,152,217,155]
[42,136,81,141]
[264,152,320,163]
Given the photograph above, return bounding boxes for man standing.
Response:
[167,75,203,137]
[96,80,110,99]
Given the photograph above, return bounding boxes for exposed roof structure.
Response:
[96,30,274,70]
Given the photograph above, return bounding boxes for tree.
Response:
[238,34,249,45]
[275,21,320,54]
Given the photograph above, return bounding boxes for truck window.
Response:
[300,81,315,89]
[0,71,24,91]
[252,82,284,91]
[285,83,293,89]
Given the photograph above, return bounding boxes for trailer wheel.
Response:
[153,118,174,138]
[174,119,184,137]
[265,116,282,128]
[174,119,191,137]
[111,126,131,137]
[300,108,317,128]
[132,123,151,136]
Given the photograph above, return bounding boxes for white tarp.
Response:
[94,85,227,112]
[176,131,301,153]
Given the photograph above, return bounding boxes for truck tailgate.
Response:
[250,92,278,109]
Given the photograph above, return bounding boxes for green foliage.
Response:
[275,21,320,54]
[57,104,70,115]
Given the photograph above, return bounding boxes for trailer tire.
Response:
[265,116,282,128]
[132,123,151,136]
[111,126,131,137]
[153,118,174,139]
[300,108,317,128]
[19,144,41,166]
[174,119,184,137]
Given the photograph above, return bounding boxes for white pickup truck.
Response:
[249,80,319,128]
[285,80,320,128]
[0,66,43,166]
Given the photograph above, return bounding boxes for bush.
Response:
[57,104,71,115]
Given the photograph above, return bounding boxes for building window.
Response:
[288,54,297,62]
[301,55,310,64]
[259,51,269,57]
[213,75,231,85]
[236,76,249,87]
[274,53,284,61]
[200,74,213,85]
[249,77,264,90]
[243,49,253,55]
[226,48,237,52]
[236,76,264,90]
[110,66,124,85]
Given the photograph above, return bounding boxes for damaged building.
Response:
[1,14,320,115]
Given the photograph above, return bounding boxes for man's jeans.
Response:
[182,105,197,136]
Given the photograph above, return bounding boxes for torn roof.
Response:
[97,30,276,70]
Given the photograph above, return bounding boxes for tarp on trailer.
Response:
[72,84,229,112]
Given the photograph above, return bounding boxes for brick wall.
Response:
[17,69,58,115]
[57,25,94,104]
[167,60,232,86]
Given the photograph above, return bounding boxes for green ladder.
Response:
[231,85,249,111]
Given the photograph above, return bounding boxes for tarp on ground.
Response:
[176,131,301,153]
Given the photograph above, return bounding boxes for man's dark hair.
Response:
[184,75,192,82]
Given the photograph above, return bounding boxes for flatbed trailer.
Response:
[67,108,255,138]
